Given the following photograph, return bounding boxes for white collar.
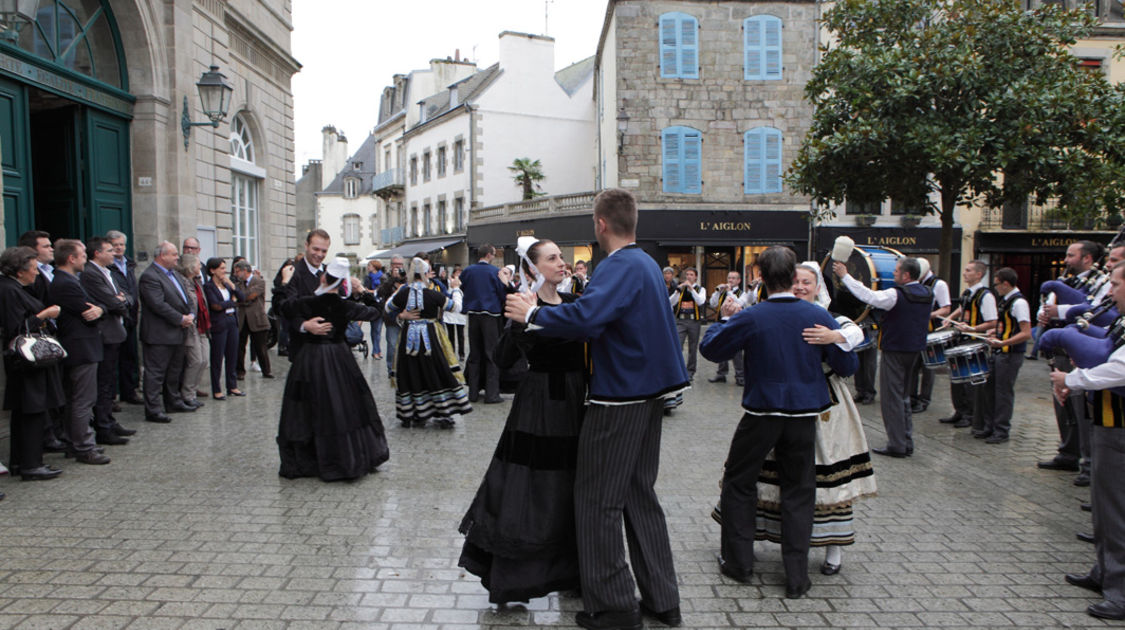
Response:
[768,291,796,299]
[304,259,323,276]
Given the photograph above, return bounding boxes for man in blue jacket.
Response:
[506,189,689,630]
[701,246,857,600]
[460,243,509,404]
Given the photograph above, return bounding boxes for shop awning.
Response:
[363,249,391,260]
[368,237,464,260]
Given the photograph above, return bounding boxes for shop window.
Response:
[659,12,699,79]
[744,127,783,194]
[744,15,783,80]
[662,126,702,194]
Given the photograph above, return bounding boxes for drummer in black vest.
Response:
[708,270,748,385]
[833,257,932,457]
[972,267,1032,444]
[910,259,952,414]
[941,261,997,429]
[670,267,706,382]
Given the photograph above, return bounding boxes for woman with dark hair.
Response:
[276,258,388,480]
[386,256,470,428]
[202,257,245,399]
[459,238,586,604]
[0,246,65,491]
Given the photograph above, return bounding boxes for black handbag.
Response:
[6,321,67,368]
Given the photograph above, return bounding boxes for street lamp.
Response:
[181,65,235,150]
[616,102,630,152]
[0,0,38,44]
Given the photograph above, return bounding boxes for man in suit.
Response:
[106,230,142,405]
[506,189,689,630]
[17,230,54,302]
[139,241,196,423]
[81,236,135,444]
[49,239,111,465]
[834,256,933,457]
[462,243,510,404]
[274,229,332,361]
[234,259,273,378]
[702,246,857,601]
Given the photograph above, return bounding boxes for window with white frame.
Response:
[230,113,261,265]
[437,146,447,177]
[343,214,361,245]
[344,177,359,199]
[453,139,465,172]
[423,151,432,181]
[437,199,447,234]
[423,202,432,236]
[455,197,465,231]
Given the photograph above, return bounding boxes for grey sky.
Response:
[291,0,609,176]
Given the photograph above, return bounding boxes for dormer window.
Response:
[353,161,363,171]
[344,177,359,199]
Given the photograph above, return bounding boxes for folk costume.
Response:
[949,282,997,428]
[972,288,1030,441]
[670,280,706,380]
[386,258,471,428]
[709,285,746,384]
[276,259,389,481]
[459,293,587,604]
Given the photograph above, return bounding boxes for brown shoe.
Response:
[74,451,111,465]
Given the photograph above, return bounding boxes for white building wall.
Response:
[597,13,619,189]
[316,193,380,260]
[404,115,472,236]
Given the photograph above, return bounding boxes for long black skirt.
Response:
[277,341,389,481]
[458,368,584,604]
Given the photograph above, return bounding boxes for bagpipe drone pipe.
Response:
[1038,315,1125,397]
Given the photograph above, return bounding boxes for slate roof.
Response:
[322,133,380,195]
[554,56,595,96]
[416,63,502,125]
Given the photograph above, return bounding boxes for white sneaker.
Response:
[250,361,261,373]
[0,461,8,475]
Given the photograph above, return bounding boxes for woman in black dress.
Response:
[459,239,587,605]
[276,258,389,481]
[0,246,65,491]
[386,257,471,428]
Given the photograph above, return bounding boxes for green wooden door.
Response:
[84,109,131,239]
[0,77,32,246]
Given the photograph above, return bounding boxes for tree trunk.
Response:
[938,181,959,294]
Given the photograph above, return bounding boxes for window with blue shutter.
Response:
[744,15,782,80]
[745,127,783,194]
[663,126,703,194]
[659,12,699,79]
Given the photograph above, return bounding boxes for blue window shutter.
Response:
[764,129,782,192]
[660,15,678,78]
[764,17,782,80]
[662,128,682,192]
[683,131,702,193]
[745,128,764,193]
[679,16,699,78]
[744,18,762,80]
[745,16,782,80]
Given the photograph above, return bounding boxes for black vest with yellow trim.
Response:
[1090,389,1125,428]
[715,287,743,321]
[960,285,993,327]
[674,285,703,320]
[994,290,1028,354]
[923,275,940,332]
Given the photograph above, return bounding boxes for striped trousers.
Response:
[575,398,679,614]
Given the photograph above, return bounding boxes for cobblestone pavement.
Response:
[0,347,1115,629]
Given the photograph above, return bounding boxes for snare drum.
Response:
[945,343,991,385]
[821,245,905,323]
[854,324,876,352]
[921,330,957,369]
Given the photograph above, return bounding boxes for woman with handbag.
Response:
[0,246,65,489]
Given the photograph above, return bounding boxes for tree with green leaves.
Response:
[509,158,547,200]
[787,0,1122,281]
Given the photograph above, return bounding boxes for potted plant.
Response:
[901,214,922,228]
[855,214,877,227]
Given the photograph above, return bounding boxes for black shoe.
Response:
[639,602,682,627]
[262,373,275,379]
[1067,572,1102,593]
[112,402,122,413]
[985,435,1009,444]
[1082,502,1093,512]
[735,378,745,386]
[20,466,63,481]
[112,424,137,436]
[1088,600,1125,620]
[435,418,456,429]
[145,413,172,424]
[121,395,145,405]
[872,446,909,458]
[73,451,111,465]
[1038,458,1080,472]
[939,413,962,424]
[1078,531,1096,544]
[906,446,914,456]
[972,430,992,439]
[708,375,726,383]
[856,395,875,405]
[717,555,753,583]
[1075,473,1091,487]
[95,432,129,446]
[237,373,246,380]
[575,609,643,630]
[167,401,196,413]
[185,399,204,409]
[278,347,288,357]
[952,418,971,428]
[43,440,68,453]
[483,397,504,404]
[821,561,842,576]
[910,402,927,414]
[785,580,812,599]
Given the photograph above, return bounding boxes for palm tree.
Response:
[509,158,546,200]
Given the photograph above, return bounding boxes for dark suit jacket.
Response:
[81,262,129,345]
[237,275,269,332]
[28,269,51,304]
[203,280,245,332]
[139,263,192,346]
[48,269,104,367]
[108,256,139,325]
[274,261,321,360]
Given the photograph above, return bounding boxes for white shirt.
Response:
[999,288,1031,324]
[1066,343,1125,391]
[925,274,952,309]
[965,280,998,322]
[840,274,923,311]
[38,262,53,283]
[218,285,235,314]
[304,259,324,277]
[669,283,706,307]
[709,287,745,321]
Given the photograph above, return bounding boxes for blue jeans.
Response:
[369,318,383,355]
[385,322,400,375]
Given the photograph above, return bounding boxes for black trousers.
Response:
[142,342,186,415]
[237,321,271,376]
[854,347,877,397]
[721,413,816,590]
[465,314,501,402]
[117,322,139,398]
[93,342,121,433]
[10,409,46,471]
[445,322,466,358]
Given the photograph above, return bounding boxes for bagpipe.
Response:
[1038,314,1125,370]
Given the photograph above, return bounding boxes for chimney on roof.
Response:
[455,49,460,62]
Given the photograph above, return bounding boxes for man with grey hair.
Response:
[106,230,142,405]
[138,241,196,423]
[234,259,272,378]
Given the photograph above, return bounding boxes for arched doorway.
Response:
[0,0,133,247]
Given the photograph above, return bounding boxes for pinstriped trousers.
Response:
[575,398,679,614]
